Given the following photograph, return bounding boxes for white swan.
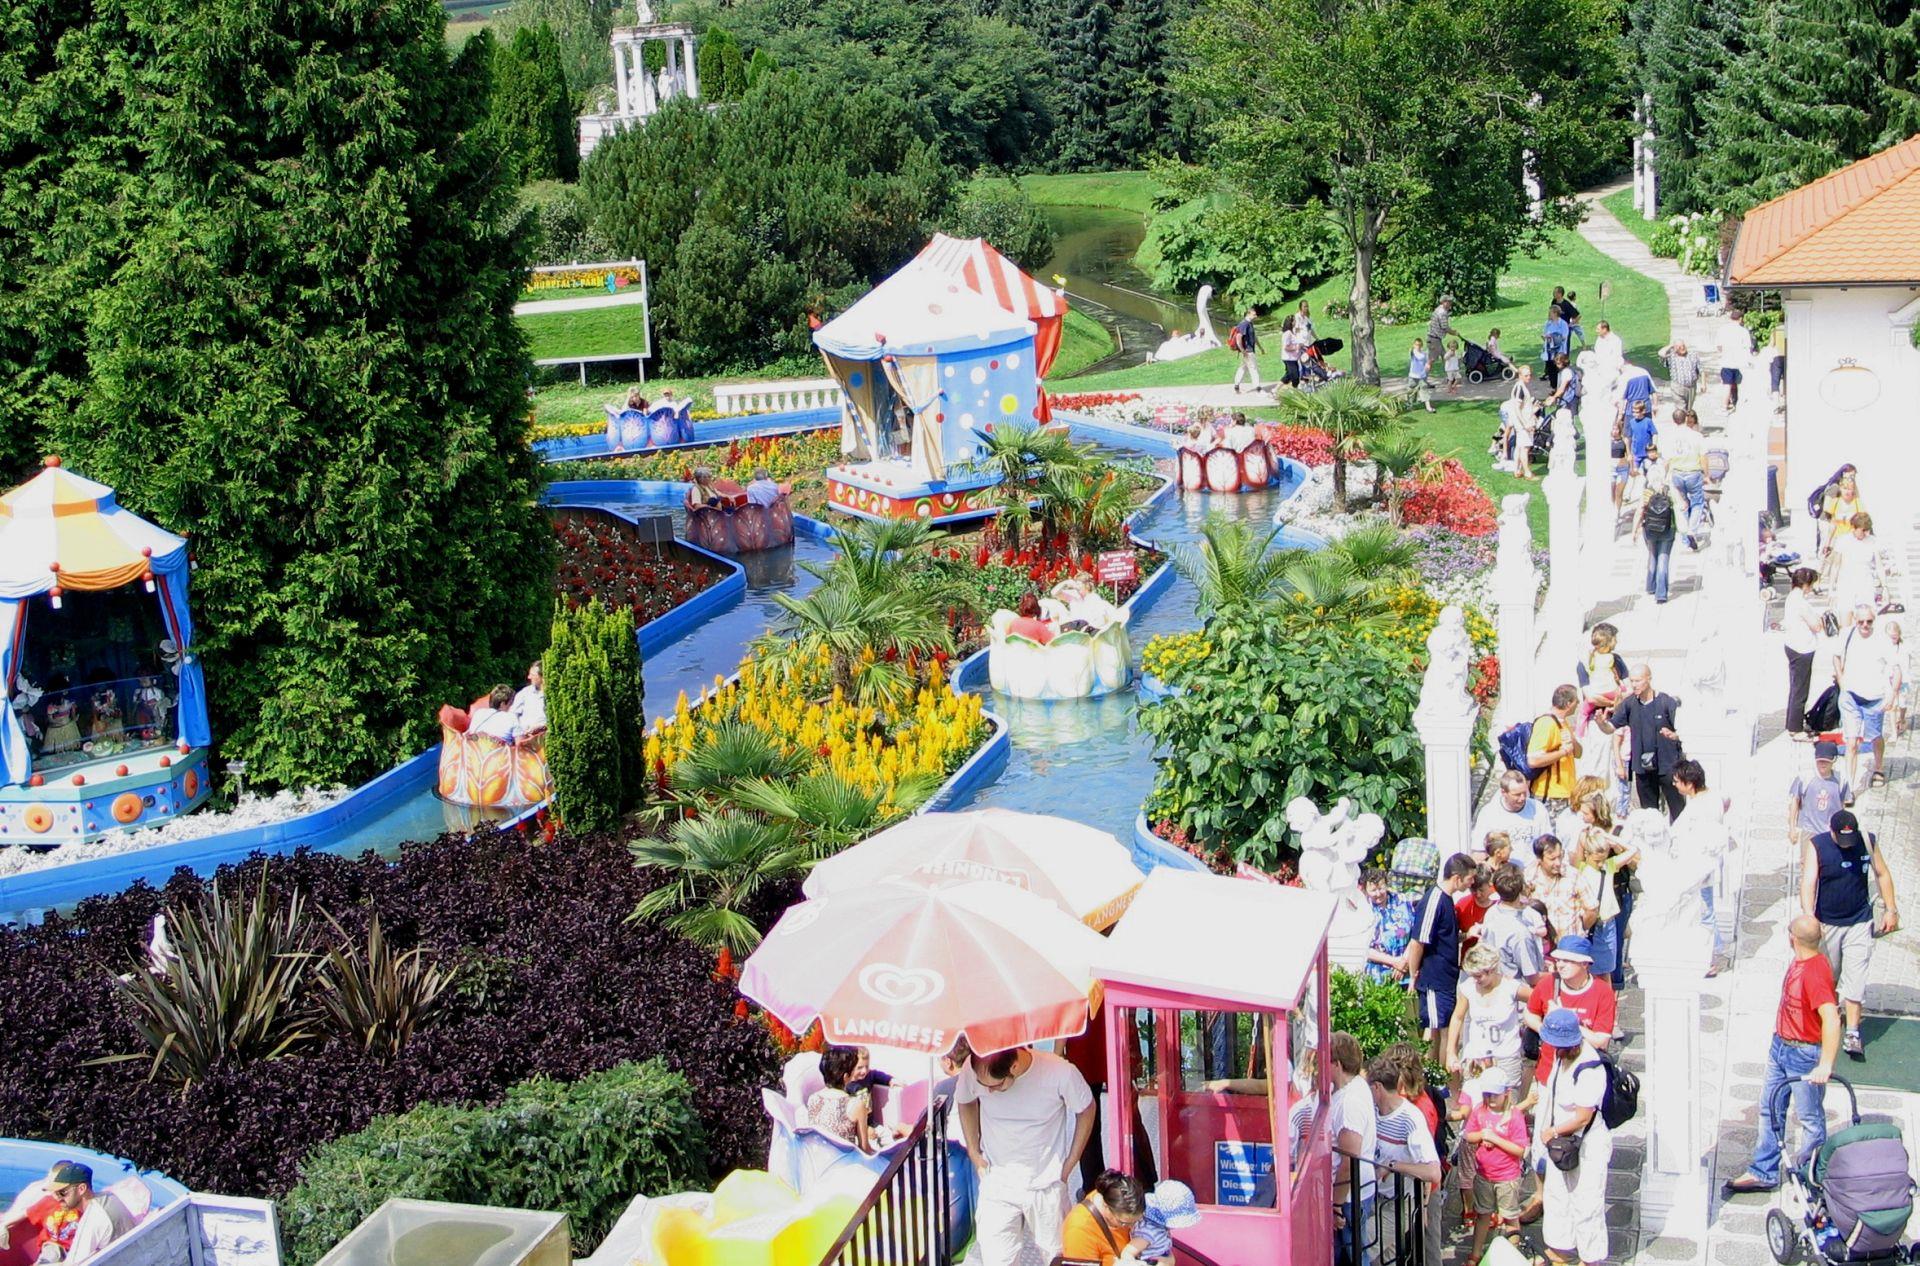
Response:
[1148,284,1222,363]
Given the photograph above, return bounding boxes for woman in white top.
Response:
[1445,943,1530,1092]
[1781,566,1825,737]
[1507,368,1540,482]
[1831,512,1890,626]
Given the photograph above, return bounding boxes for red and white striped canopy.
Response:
[916,234,1064,321]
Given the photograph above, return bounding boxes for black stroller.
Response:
[1299,336,1344,390]
[1767,1076,1916,1264]
[1462,339,1516,383]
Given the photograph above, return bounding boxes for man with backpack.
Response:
[1723,915,1840,1195]
[1610,664,1685,817]
[1230,308,1262,394]
[1530,1007,1618,1266]
[1634,460,1679,604]
[1526,686,1584,815]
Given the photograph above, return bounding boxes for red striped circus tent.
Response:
[915,234,1068,417]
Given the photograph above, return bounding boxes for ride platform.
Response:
[0,745,212,846]
[825,459,1005,524]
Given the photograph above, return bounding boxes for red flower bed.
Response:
[1253,423,1341,468]
[1396,458,1497,536]
[1471,654,1500,708]
[552,509,728,624]
[1049,391,1142,411]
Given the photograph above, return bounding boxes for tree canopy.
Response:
[1179,0,1626,382]
[15,0,551,788]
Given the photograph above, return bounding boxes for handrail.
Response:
[816,1095,951,1266]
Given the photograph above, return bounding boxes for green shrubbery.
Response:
[1137,191,1341,313]
[941,184,1057,271]
[280,1060,707,1266]
[546,599,645,832]
[1331,968,1420,1058]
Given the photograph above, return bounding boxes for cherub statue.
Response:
[1624,808,1716,973]
[1419,605,1474,713]
[1291,796,1379,907]
[1548,408,1577,477]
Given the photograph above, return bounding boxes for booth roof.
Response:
[813,259,1035,361]
[1096,868,1336,1012]
[916,234,1066,321]
[0,462,189,596]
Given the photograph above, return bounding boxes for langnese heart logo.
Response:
[857,962,946,1008]
[778,901,826,937]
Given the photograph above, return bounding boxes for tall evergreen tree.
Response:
[1643,0,1748,213]
[492,23,579,183]
[43,0,553,788]
[1696,0,1912,211]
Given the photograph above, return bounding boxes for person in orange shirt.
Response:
[1059,1171,1147,1264]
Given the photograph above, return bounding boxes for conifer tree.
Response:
[545,603,624,833]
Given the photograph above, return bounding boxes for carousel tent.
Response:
[915,234,1067,377]
[0,460,212,784]
[814,260,1038,483]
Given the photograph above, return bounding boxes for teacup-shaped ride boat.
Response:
[1177,440,1283,494]
[987,608,1132,700]
[686,481,797,555]
[435,706,552,808]
[603,400,695,452]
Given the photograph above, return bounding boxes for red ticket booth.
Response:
[1096,869,1336,1266]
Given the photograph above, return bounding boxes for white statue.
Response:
[1148,285,1224,363]
[1548,408,1576,477]
[1495,493,1533,589]
[1292,797,1384,968]
[1419,605,1474,713]
[635,0,655,21]
[1625,808,1716,972]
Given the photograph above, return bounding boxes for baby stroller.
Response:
[1300,337,1344,389]
[1767,1076,1916,1265]
[1462,339,1516,383]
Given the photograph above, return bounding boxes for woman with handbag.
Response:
[1781,567,1827,738]
[1056,1171,1147,1265]
[1533,1009,1612,1266]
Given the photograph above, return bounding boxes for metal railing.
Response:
[817,1095,953,1266]
[1337,1149,1437,1266]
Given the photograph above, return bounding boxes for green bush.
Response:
[1139,604,1424,863]
[488,23,578,183]
[593,603,646,812]
[941,183,1056,272]
[1330,967,1419,1058]
[1647,222,1681,258]
[545,600,626,832]
[280,1059,707,1266]
[1136,193,1340,312]
[514,181,616,268]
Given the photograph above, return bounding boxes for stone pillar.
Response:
[1631,101,1644,214]
[664,38,679,97]
[1415,606,1480,858]
[613,41,631,116]
[1580,353,1621,610]
[1543,409,1582,641]
[683,35,700,100]
[1494,493,1538,739]
[1642,94,1659,222]
[638,42,658,113]
[1635,943,1712,1237]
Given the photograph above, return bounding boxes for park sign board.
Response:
[514,258,652,385]
[1096,550,1138,584]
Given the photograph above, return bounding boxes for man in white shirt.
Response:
[1326,1032,1377,1266]
[48,1163,135,1265]
[956,1045,1096,1266]
[510,661,546,733]
[1467,770,1548,862]
[1370,1046,1443,1266]
[1716,313,1754,412]
[1591,320,1624,368]
[1834,607,1901,792]
[468,685,519,742]
[745,466,783,508]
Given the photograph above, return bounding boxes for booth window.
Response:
[19,589,178,772]
[1118,1005,1278,1211]
[1289,958,1324,1185]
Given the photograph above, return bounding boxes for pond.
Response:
[1039,205,1236,374]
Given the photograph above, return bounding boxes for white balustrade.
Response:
[712,379,847,416]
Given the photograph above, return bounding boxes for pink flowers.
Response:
[1396,459,1497,535]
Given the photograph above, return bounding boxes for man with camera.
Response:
[1609,664,1685,818]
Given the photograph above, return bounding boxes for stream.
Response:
[1039,205,1235,374]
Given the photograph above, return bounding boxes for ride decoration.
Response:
[605,397,695,451]
[1177,440,1287,494]
[643,654,987,810]
[435,722,551,809]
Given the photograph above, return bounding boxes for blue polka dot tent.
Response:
[0,459,214,844]
[813,238,1060,523]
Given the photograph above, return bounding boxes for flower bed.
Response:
[1393,457,1496,535]
[1140,630,1212,684]
[913,536,1162,657]
[1048,391,1143,412]
[646,655,989,808]
[1382,584,1501,709]
[0,828,780,1198]
[1253,422,1343,469]
[534,410,724,441]
[552,509,728,624]
[571,429,839,484]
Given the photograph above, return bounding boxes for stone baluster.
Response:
[1414,606,1479,857]
[613,41,632,116]
[684,35,700,99]
[1635,938,1713,1238]
[1493,493,1538,740]
[1543,408,1583,643]
[1580,354,1621,609]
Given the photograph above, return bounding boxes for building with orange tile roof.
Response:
[1727,135,1920,529]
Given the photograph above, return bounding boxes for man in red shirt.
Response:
[1521,934,1616,1084]
[1724,915,1841,1194]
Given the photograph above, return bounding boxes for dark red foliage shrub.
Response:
[0,828,779,1198]
[552,509,727,624]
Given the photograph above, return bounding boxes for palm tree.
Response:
[808,517,936,597]
[1039,467,1136,563]
[760,583,954,705]
[1323,522,1419,583]
[1172,514,1306,617]
[1276,379,1407,512]
[668,721,808,798]
[1275,551,1392,623]
[977,425,1093,549]
[630,813,812,954]
[723,769,944,857]
[1367,433,1430,524]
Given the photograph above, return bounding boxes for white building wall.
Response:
[1780,285,1920,535]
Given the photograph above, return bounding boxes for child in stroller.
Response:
[1764,1076,1915,1265]
[1298,336,1344,387]
[1462,336,1517,383]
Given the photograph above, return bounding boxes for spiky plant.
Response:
[1173,514,1305,617]
[759,583,953,706]
[806,517,937,598]
[630,813,813,953]
[722,769,944,856]
[1368,433,1430,524]
[313,915,460,1056]
[1276,378,1407,511]
[1324,522,1420,582]
[98,873,317,1085]
[669,721,809,798]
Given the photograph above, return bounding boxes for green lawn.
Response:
[1063,218,1671,391]
[518,305,652,362]
[1600,187,1664,251]
[972,170,1163,216]
[1048,308,1116,379]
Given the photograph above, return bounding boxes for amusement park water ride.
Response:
[604,396,695,451]
[985,583,1134,700]
[0,459,214,846]
[814,236,1065,525]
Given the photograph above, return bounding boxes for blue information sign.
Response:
[1215,1140,1276,1207]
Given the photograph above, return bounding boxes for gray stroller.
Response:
[1767,1077,1916,1264]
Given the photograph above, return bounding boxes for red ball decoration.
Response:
[935,412,945,423]
[178,740,190,753]
[990,360,1000,370]
[158,756,172,768]
[27,774,43,788]
[71,774,86,786]
[115,764,130,777]
[43,455,61,468]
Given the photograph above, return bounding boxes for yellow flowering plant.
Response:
[1140,631,1214,686]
